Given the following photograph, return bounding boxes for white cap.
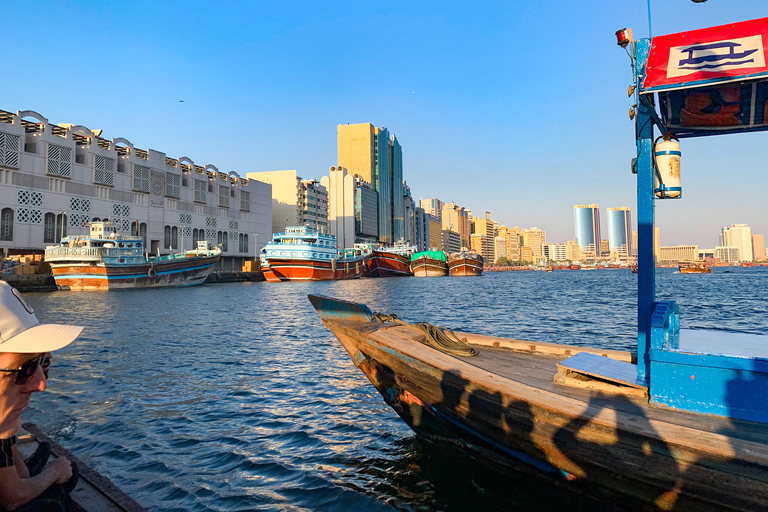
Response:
[0,282,82,353]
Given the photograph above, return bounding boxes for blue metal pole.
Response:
[634,38,654,385]
[647,0,653,38]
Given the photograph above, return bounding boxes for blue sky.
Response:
[3,1,766,247]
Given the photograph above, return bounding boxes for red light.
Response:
[616,28,630,48]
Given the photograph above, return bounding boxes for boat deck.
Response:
[458,344,768,446]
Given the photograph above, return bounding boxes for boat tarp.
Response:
[411,250,446,262]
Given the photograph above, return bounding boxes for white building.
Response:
[0,109,271,269]
[544,242,569,262]
[659,245,699,263]
[719,224,753,262]
[321,166,355,249]
[246,170,328,235]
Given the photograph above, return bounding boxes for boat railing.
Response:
[45,247,145,259]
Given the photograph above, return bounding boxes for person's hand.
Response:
[46,458,72,484]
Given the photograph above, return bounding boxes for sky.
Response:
[3,1,766,248]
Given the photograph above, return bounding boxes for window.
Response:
[164,225,171,249]
[56,213,67,241]
[194,180,207,203]
[230,188,236,198]
[239,233,249,253]
[240,191,250,212]
[0,208,12,240]
[0,133,20,169]
[222,231,228,252]
[171,226,178,249]
[166,173,181,198]
[94,155,115,185]
[218,185,229,207]
[46,144,72,177]
[44,213,56,243]
[133,165,150,193]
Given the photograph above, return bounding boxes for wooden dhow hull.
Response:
[308,295,768,512]
[262,257,366,282]
[367,251,412,277]
[448,255,483,276]
[49,255,219,291]
[410,257,448,277]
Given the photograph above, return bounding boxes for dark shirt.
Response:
[0,437,15,468]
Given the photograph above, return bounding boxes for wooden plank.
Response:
[558,352,648,389]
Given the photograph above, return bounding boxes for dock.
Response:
[19,423,146,512]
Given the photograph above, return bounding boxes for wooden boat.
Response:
[20,423,146,511]
[309,294,768,511]
[630,263,638,273]
[366,242,416,277]
[447,250,483,276]
[678,261,711,274]
[44,222,220,291]
[260,226,368,282]
[410,250,448,277]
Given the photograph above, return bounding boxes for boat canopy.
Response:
[640,17,768,138]
[411,250,446,262]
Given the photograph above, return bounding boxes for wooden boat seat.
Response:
[556,352,648,395]
[672,329,768,359]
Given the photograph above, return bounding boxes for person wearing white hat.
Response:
[0,281,82,510]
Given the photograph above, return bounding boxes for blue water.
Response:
[21,267,768,511]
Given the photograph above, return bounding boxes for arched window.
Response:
[222,231,228,252]
[139,223,147,246]
[243,234,248,254]
[131,221,139,236]
[92,217,101,222]
[56,213,67,241]
[171,226,178,250]
[217,231,223,246]
[238,233,244,253]
[192,228,198,243]
[164,225,171,249]
[1,208,13,241]
[44,213,56,243]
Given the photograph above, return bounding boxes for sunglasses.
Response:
[0,354,50,385]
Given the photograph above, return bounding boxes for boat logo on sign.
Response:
[666,35,765,78]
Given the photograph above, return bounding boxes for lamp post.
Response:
[59,212,66,242]
[180,225,185,253]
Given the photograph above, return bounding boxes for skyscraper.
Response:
[574,204,601,257]
[607,207,632,260]
[337,123,404,244]
[719,224,753,261]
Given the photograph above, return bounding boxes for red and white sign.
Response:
[643,17,768,91]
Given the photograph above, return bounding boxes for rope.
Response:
[373,313,478,357]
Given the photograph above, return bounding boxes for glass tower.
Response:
[573,204,600,254]
[607,207,632,257]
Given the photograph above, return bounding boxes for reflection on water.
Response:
[21,268,767,511]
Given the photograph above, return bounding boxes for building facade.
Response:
[659,245,699,263]
[247,170,328,235]
[606,206,632,260]
[719,224,753,261]
[574,204,600,257]
[521,227,546,258]
[427,215,441,250]
[320,166,355,249]
[753,234,766,260]
[441,202,470,247]
[0,109,271,269]
[420,198,444,220]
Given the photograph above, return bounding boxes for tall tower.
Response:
[574,204,601,256]
[607,207,632,259]
[720,224,753,261]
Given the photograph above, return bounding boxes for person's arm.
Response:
[12,445,28,479]
[0,456,71,510]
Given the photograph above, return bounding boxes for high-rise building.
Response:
[544,243,569,262]
[420,198,444,220]
[607,207,632,260]
[441,229,462,253]
[441,203,470,246]
[720,224,753,261]
[352,176,378,242]
[521,227,546,258]
[247,170,329,235]
[320,166,356,249]
[471,212,496,261]
[574,204,600,257]
[337,123,404,244]
[427,215,441,250]
[753,234,766,260]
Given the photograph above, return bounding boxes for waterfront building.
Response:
[470,233,487,259]
[600,239,610,258]
[412,207,428,251]
[471,212,496,262]
[441,229,462,253]
[753,234,766,260]
[427,215,441,250]
[247,170,328,235]
[420,198,444,220]
[544,243,569,262]
[521,227,546,258]
[500,226,521,262]
[520,246,534,263]
[606,207,632,261]
[716,246,741,264]
[566,240,581,261]
[336,123,404,244]
[403,181,415,245]
[441,202,470,247]
[494,236,506,262]
[321,166,355,249]
[573,204,600,258]
[719,224,753,261]
[659,245,699,264]
[353,176,379,243]
[0,108,270,269]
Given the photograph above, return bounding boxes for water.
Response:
[21,267,768,511]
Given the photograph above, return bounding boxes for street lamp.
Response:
[59,212,66,242]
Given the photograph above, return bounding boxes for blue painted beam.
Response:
[634,38,655,385]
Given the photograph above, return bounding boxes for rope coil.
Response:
[373,312,478,357]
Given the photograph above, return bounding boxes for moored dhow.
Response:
[409,250,448,277]
[44,222,220,291]
[447,249,483,276]
[260,226,368,282]
[678,260,711,274]
[367,241,416,277]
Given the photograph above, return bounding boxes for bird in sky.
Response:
[179,100,185,102]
